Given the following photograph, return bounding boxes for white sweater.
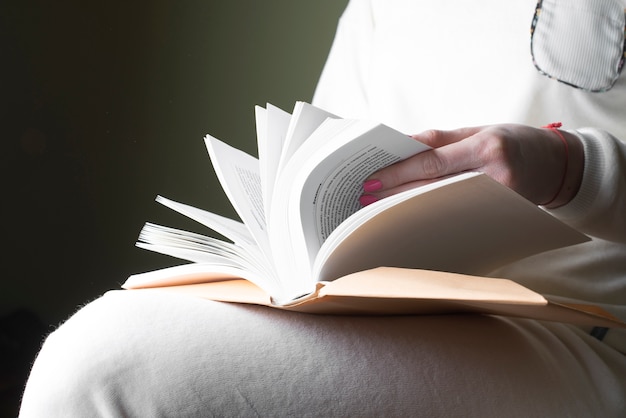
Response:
[313,0,626,351]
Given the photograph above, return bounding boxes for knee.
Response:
[19,329,99,415]
[19,294,138,416]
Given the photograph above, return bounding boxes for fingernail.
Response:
[359,194,379,206]
[363,179,383,193]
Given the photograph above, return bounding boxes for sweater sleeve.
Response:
[549,128,626,243]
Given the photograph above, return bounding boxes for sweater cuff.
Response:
[546,128,612,227]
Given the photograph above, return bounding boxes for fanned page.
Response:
[276,102,337,177]
[268,118,431,298]
[126,196,278,294]
[154,195,255,247]
[255,103,291,219]
[204,136,270,259]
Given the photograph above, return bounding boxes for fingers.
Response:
[359,126,496,207]
[367,137,482,191]
[359,177,451,206]
[364,127,485,192]
[359,123,585,208]
[410,126,483,148]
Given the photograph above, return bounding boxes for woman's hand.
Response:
[360,124,584,208]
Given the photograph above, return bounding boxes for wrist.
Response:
[541,127,584,209]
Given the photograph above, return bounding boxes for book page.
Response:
[136,222,271,275]
[256,103,291,218]
[268,119,429,292]
[296,121,430,265]
[307,142,412,242]
[267,119,359,302]
[155,195,256,247]
[277,102,337,175]
[313,173,589,282]
[255,105,268,209]
[204,135,272,261]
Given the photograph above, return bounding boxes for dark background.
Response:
[0,1,348,414]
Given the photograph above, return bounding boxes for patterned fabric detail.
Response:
[531,0,626,92]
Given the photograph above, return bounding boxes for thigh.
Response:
[20,289,626,417]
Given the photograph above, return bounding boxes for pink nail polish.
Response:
[363,179,382,193]
[359,194,379,206]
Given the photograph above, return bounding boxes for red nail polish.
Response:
[359,194,379,206]
[363,179,382,193]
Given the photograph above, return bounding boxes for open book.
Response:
[123,102,623,328]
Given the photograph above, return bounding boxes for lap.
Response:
[20,290,626,417]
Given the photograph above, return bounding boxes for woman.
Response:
[20,1,626,416]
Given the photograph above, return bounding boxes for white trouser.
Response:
[20,289,626,417]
